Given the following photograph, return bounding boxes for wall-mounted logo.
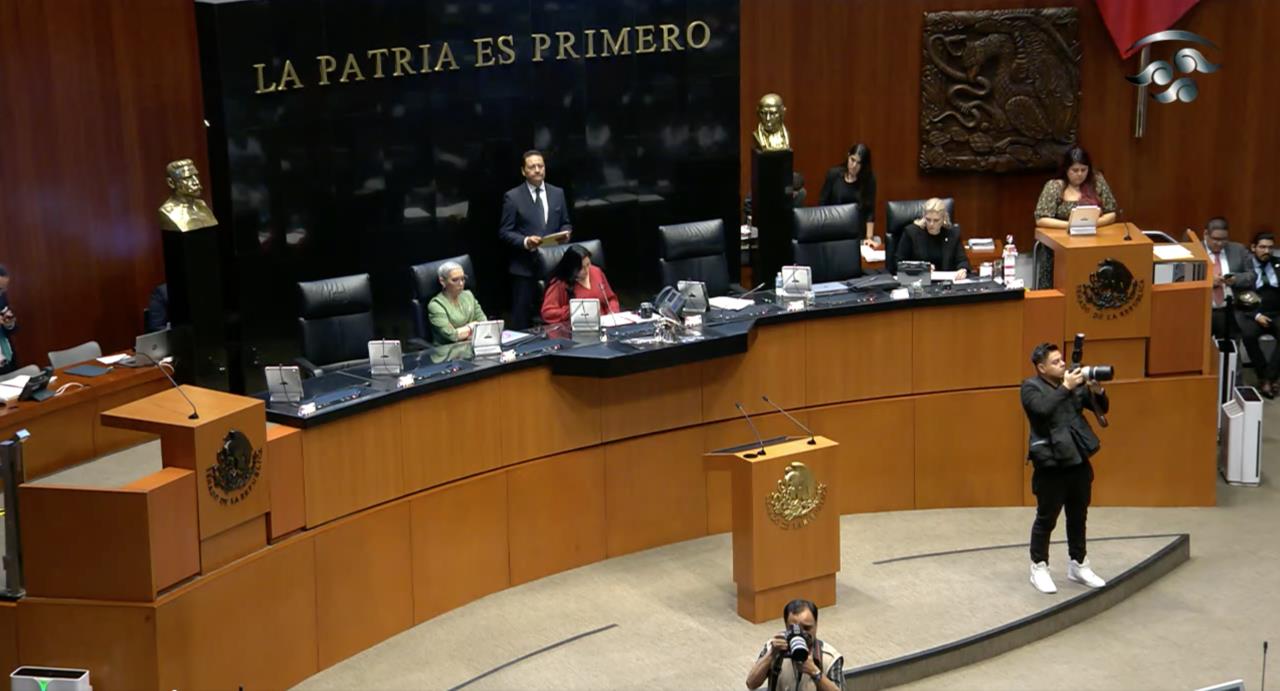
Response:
[1076,258,1145,320]
[1125,30,1219,104]
[207,429,263,506]
[766,461,827,530]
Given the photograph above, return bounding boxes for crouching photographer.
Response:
[745,599,845,691]
[1023,337,1111,594]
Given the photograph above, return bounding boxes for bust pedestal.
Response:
[751,149,794,287]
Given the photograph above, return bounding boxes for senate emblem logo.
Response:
[766,461,828,530]
[1076,258,1144,320]
[206,429,263,506]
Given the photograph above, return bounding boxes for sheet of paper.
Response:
[861,245,886,262]
[98,353,130,365]
[709,296,754,311]
[500,330,536,346]
[540,230,571,247]
[1152,244,1194,260]
[600,311,654,328]
[931,270,964,282]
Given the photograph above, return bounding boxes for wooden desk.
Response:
[863,240,1003,273]
[0,362,166,480]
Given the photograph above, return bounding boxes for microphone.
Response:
[739,282,767,298]
[1118,209,1131,241]
[137,352,199,420]
[1262,641,1268,691]
[734,402,767,458]
[761,395,815,445]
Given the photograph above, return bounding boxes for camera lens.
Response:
[786,624,810,662]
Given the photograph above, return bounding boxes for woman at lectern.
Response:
[894,197,970,278]
[427,261,487,344]
[1034,146,1118,229]
[818,143,877,245]
[540,244,619,324]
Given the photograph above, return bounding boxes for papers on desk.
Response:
[97,353,130,365]
[501,330,536,346]
[600,311,655,327]
[709,296,755,311]
[931,270,965,282]
[0,375,29,403]
[967,238,996,251]
[1152,244,1194,261]
[861,245,886,263]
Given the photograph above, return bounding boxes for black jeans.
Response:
[1029,461,1092,564]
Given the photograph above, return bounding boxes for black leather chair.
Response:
[791,203,864,283]
[884,197,955,273]
[296,273,375,376]
[408,254,476,343]
[658,219,732,296]
[537,239,606,284]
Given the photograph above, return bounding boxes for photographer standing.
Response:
[1023,343,1109,594]
[745,599,844,691]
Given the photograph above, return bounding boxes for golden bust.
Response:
[752,93,791,152]
[159,159,218,232]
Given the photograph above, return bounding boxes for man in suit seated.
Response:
[894,197,970,278]
[1201,217,1255,340]
[498,149,572,328]
[1237,231,1280,397]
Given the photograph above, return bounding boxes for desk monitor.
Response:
[368,339,402,376]
[472,319,504,356]
[1068,205,1101,236]
[569,298,601,332]
[780,265,812,295]
[118,329,172,368]
[677,280,708,315]
[264,365,303,404]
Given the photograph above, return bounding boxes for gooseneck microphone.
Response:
[734,402,767,458]
[761,394,816,445]
[138,353,199,420]
[1262,640,1268,691]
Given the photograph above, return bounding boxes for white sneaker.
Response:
[1068,558,1107,588]
[1030,561,1057,594]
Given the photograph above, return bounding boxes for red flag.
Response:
[1095,0,1201,59]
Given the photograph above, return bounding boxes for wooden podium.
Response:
[102,385,270,572]
[705,435,840,623]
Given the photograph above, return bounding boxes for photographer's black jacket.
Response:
[1021,376,1109,470]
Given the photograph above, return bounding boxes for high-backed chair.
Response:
[296,273,375,376]
[537,239,606,285]
[48,341,103,369]
[658,219,732,296]
[791,204,864,283]
[884,197,956,273]
[409,254,476,343]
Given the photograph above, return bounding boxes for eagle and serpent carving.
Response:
[920,9,1082,173]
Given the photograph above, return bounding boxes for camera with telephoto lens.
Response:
[785,624,811,662]
[1070,333,1115,383]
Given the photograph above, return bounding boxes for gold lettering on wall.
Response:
[316,55,338,85]
[253,63,277,94]
[474,37,497,68]
[339,54,366,82]
[635,25,656,54]
[418,44,435,73]
[367,48,390,78]
[687,20,711,49]
[556,31,580,60]
[602,27,631,56]
[659,24,682,52]
[392,46,416,76]
[278,60,304,90]
[496,35,516,64]
[583,29,598,58]
[532,33,551,62]
[435,42,460,71]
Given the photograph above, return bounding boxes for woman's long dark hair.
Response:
[552,244,591,299]
[1056,145,1098,204]
[843,143,875,185]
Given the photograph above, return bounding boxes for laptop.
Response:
[1068,205,1101,236]
[118,329,172,367]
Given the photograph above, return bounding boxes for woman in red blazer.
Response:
[540,244,620,324]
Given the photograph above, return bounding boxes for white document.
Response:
[600,311,654,328]
[0,375,29,402]
[1153,244,1194,261]
[97,353,129,365]
[861,245,886,263]
[709,296,754,311]
[931,270,965,282]
[500,330,536,346]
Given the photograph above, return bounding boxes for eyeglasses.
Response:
[445,275,468,284]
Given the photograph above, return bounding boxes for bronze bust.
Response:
[159,159,218,232]
[752,93,791,152]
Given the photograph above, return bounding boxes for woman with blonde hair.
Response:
[894,197,970,278]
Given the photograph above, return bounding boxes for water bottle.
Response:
[1003,235,1018,284]
[775,271,783,294]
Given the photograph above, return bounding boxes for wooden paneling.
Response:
[123,468,200,594]
[742,0,1280,252]
[804,310,913,406]
[702,324,806,422]
[914,390,1024,508]
[313,502,414,669]
[301,403,404,526]
[410,472,510,623]
[4,400,97,481]
[199,514,266,574]
[0,0,206,367]
[93,379,169,457]
[1092,375,1217,506]
[500,367,602,462]
[702,411,810,534]
[600,363,703,442]
[0,603,15,686]
[401,376,505,492]
[156,537,319,691]
[1070,338,1147,382]
[913,299,1023,393]
[266,423,305,540]
[17,599,158,691]
[1023,290,1066,378]
[808,399,916,514]
[506,447,607,585]
[1149,283,1211,375]
[1041,225,1155,342]
[604,427,707,557]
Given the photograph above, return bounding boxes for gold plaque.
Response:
[766,461,827,529]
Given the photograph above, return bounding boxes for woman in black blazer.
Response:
[894,197,970,277]
[818,143,876,245]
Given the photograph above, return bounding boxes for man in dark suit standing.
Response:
[1202,217,1256,340]
[1022,342,1109,594]
[498,150,572,328]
